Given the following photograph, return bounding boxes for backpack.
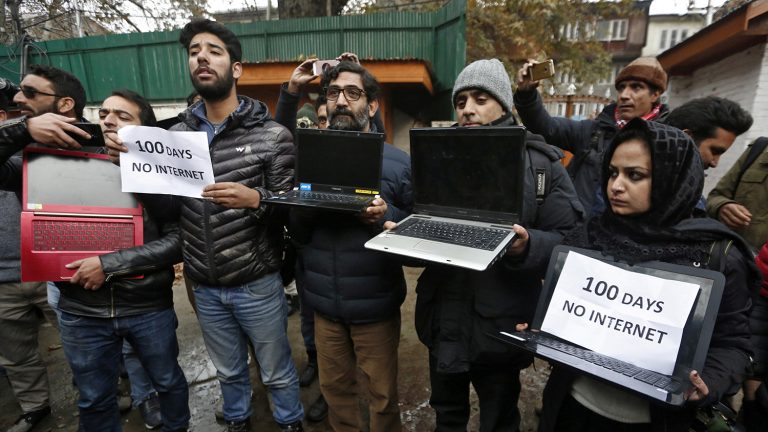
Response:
[705,238,733,274]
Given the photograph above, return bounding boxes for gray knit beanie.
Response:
[452,59,513,113]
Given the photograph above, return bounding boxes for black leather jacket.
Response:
[0,117,180,318]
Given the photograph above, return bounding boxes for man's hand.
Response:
[202,182,261,209]
[104,132,127,165]
[336,52,360,64]
[359,198,387,224]
[515,60,540,93]
[684,370,709,402]
[66,257,106,290]
[287,58,319,94]
[27,113,86,149]
[718,202,752,229]
[383,221,397,230]
[506,224,530,257]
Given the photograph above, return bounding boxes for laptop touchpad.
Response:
[413,241,443,252]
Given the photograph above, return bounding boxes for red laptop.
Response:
[20,146,144,282]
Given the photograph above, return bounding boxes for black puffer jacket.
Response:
[513,89,669,213]
[0,117,179,318]
[143,96,295,286]
[290,137,412,324]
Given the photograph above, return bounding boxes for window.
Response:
[670,29,678,47]
[597,19,629,41]
[557,103,566,117]
[681,29,688,41]
[660,30,668,49]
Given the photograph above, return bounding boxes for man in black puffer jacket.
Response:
[411,59,583,432]
[120,20,303,432]
[0,68,190,432]
[289,61,412,432]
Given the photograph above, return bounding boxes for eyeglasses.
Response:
[325,86,366,102]
[20,86,63,99]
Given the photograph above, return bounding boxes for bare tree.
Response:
[277,0,348,18]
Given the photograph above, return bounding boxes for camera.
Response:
[296,116,317,129]
[528,59,555,81]
[0,77,20,106]
[313,60,340,76]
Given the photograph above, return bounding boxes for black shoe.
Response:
[299,361,317,387]
[278,420,304,431]
[226,418,251,432]
[139,393,163,430]
[306,394,328,423]
[7,406,51,432]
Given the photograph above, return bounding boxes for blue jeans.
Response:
[193,272,303,424]
[123,340,157,406]
[58,308,190,432]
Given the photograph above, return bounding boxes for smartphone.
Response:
[313,60,340,76]
[68,122,105,147]
[529,59,555,81]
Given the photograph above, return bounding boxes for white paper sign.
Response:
[118,126,213,198]
[540,251,700,375]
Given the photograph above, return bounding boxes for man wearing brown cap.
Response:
[514,57,670,214]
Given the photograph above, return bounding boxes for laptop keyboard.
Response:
[33,220,135,251]
[299,191,372,205]
[524,332,680,392]
[394,218,510,251]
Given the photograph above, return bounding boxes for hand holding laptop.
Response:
[505,225,528,257]
[66,256,106,290]
[359,198,387,225]
[27,113,89,150]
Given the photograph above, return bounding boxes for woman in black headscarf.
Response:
[535,119,760,432]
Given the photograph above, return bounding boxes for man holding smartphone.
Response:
[514,57,670,215]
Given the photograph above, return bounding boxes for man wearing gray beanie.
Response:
[412,58,583,431]
[513,57,670,215]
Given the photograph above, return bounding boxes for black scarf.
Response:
[566,119,753,267]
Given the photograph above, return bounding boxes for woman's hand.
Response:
[684,370,709,402]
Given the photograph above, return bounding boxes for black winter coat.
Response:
[513,89,669,213]
[290,137,413,324]
[415,122,584,374]
[141,97,295,287]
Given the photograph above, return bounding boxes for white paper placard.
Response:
[118,126,213,198]
[540,251,700,375]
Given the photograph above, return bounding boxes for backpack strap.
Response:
[736,137,768,186]
[528,146,552,206]
[705,239,733,274]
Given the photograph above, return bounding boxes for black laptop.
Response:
[491,245,725,406]
[263,128,384,213]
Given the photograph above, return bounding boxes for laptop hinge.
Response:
[33,212,133,219]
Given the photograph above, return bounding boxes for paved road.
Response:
[0,267,549,431]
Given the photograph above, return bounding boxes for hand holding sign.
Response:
[118,126,214,198]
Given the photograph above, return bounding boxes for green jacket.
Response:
[706,143,768,251]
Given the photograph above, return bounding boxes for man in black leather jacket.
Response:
[0,68,189,432]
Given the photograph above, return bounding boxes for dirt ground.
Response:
[0,267,550,431]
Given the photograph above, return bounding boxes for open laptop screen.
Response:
[26,151,138,209]
[296,129,384,190]
[410,127,526,218]
[533,246,724,379]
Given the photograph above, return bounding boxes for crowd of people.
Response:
[1,16,767,432]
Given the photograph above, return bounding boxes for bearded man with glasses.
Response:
[289,61,413,432]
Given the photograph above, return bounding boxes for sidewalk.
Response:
[0,267,549,431]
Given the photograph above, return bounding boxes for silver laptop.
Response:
[365,127,526,271]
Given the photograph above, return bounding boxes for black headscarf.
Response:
[569,119,754,266]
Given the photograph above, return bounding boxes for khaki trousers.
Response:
[0,281,57,413]
[315,312,402,432]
